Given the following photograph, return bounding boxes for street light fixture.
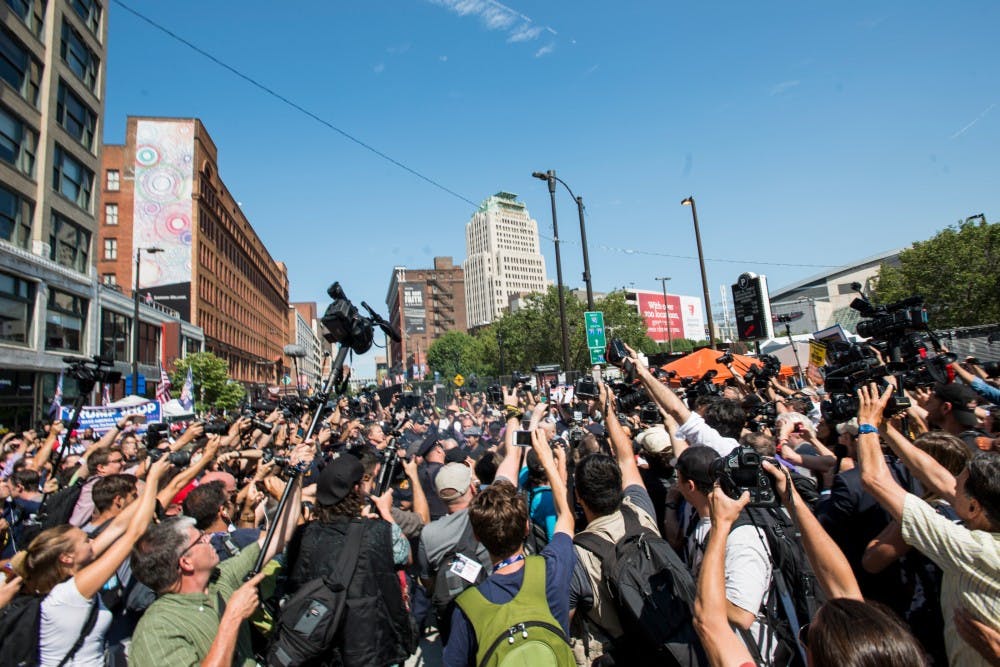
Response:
[655,276,674,353]
[680,197,716,350]
[132,246,163,396]
[532,171,595,311]
[532,170,571,370]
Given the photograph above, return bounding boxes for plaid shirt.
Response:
[129,542,261,667]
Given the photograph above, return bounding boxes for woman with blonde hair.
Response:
[16,457,169,666]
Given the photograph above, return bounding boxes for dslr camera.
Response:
[574,376,600,400]
[710,445,779,507]
[147,447,191,467]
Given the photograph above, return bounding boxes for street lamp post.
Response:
[532,171,594,310]
[535,170,571,370]
[655,276,674,354]
[680,197,716,350]
[132,246,163,396]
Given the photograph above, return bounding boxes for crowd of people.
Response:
[0,345,998,667]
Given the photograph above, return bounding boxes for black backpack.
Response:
[0,592,97,667]
[18,479,86,547]
[574,505,707,667]
[731,506,824,667]
[431,518,487,643]
[267,520,365,667]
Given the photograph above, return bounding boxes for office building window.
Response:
[99,309,129,361]
[103,237,116,260]
[0,270,34,345]
[104,202,117,225]
[106,169,119,191]
[49,212,90,273]
[60,20,99,91]
[5,0,46,38]
[0,104,37,177]
[0,26,42,106]
[0,184,32,248]
[70,0,101,36]
[56,81,97,150]
[138,321,158,365]
[52,144,94,210]
[45,288,87,352]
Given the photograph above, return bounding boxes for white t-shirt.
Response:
[39,578,112,667]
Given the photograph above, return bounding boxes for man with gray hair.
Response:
[128,477,302,667]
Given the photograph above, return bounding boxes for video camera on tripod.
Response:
[63,355,122,392]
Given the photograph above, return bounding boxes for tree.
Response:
[170,351,245,412]
[425,331,479,380]
[874,218,1000,328]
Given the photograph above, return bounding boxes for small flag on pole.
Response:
[101,384,111,406]
[156,365,171,404]
[48,371,64,420]
[179,366,194,411]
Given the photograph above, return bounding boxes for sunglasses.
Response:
[179,530,209,559]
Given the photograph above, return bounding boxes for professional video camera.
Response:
[63,355,122,388]
[680,370,721,407]
[485,384,503,405]
[638,402,662,425]
[321,283,376,354]
[511,371,532,386]
[710,445,779,507]
[820,342,910,422]
[743,395,778,433]
[743,354,782,389]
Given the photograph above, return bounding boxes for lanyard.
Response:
[492,552,525,573]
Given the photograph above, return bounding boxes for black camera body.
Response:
[147,446,191,467]
[710,446,779,507]
[485,384,503,405]
[321,283,375,354]
[202,421,230,436]
[638,402,661,424]
[146,422,169,448]
[249,418,273,434]
[574,376,599,400]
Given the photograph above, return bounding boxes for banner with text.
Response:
[60,400,162,434]
[635,291,705,342]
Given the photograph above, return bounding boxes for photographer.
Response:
[856,383,1000,666]
[625,344,741,458]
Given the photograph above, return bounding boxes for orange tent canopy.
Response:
[660,348,794,385]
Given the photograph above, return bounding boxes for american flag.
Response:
[156,365,171,404]
[48,371,64,419]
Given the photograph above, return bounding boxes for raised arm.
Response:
[763,460,862,600]
[76,458,171,599]
[494,386,523,484]
[530,429,572,537]
[695,488,754,667]
[882,422,958,504]
[598,380,643,490]
[27,422,64,472]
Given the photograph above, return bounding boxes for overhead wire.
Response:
[112,0,840,271]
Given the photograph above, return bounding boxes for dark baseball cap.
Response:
[316,453,364,506]
[414,425,441,457]
[933,382,980,427]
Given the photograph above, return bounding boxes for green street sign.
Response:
[589,347,606,365]
[585,311,606,350]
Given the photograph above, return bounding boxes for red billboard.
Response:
[637,292,683,342]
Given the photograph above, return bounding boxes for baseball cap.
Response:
[635,426,671,454]
[933,382,980,427]
[414,425,441,457]
[435,462,472,501]
[444,447,469,464]
[316,454,364,506]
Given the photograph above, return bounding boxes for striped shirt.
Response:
[901,493,1000,667]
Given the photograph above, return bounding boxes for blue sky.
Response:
[104,1,998,376]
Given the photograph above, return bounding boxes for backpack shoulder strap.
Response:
[320,519,365,591]
[573,530,616,567]
[454,579,492,626]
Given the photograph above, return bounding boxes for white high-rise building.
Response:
[463,192,548,327]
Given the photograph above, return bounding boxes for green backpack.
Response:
[456,555,575,667]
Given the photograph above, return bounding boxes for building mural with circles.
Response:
[133,120,195,320]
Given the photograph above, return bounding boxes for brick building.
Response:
[385,257,466,378]
[100,117,289,385]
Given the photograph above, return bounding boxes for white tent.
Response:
[161,399,195,419]
[109,394,152,407]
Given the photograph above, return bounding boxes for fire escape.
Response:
[427,276,455,336]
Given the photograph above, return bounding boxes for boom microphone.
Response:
[283,344,307,358]
[361,301,402,342]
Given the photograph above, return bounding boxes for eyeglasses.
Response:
[797,622,811,649]
[179,530,209,559]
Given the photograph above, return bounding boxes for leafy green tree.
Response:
[170,351,245,412]
[874,218,1000,328]
[426,331,479,380]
